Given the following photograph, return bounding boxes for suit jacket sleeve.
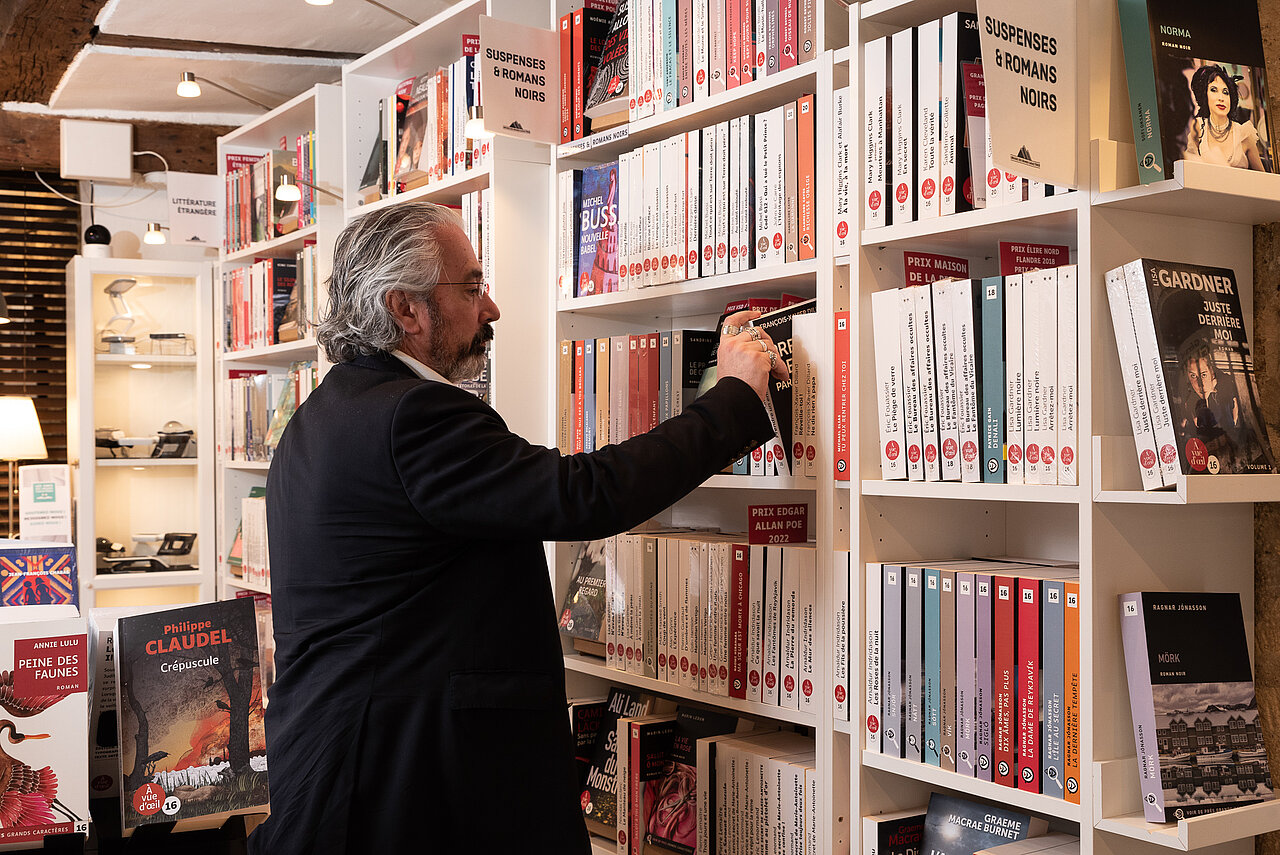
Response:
[392,375,773,541]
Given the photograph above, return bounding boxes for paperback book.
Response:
[559,539,609,649]
[0,541,77,608]
[582,686,656,839]
[1120,591,1273,822]
[920,792,1048,855]
[577,161,621,296]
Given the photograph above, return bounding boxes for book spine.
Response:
[739,0,754,82]
[1017,576,1042,793]
[584,339,597,452]
[1005,273,1025,484]
[882,566,904,757]
[932,278,961,481]
[558,340,572,453]
[901,288,925,481]
[1119,592,1164,820]
[715,120,732,275]
[798,547,817,711]
[861,39,886,231]
[730,543,750,698]
[797,0,815,63]
[940,570,957,773]
[783,99,799,263]
[923,566,941,766]
[916,19,940,220]
[954,278,982,482]
[903,566,923,762]
[726,0,741,89]
[1063,581,1081,803]
[698,541,711,692]
[656,537,670,682]
[1057,265,1078,485]
[763,545,783,705]
[754,108,774,267]
[796,94,815,260]
[981,275,1006,482]
[780,547,802,709]
[645,142,662,288]
[697,737,715,855]
[1023,269,1048,484]
[1125,260,1181,484]
[617,715,632,849]
[1042,579,1066,799]
[834,311,852,480]
[662,0,679,111]
[865,561,882,746]
[778,0,796,69]
[574,340,586,453]
[729,116,743,273]
[1115,0,1163,183]
[678,0,694,105]
[939,14,959,216]
[708,0,727,95]
[993,574,1017,787]
[955,572,976,776]
[651,0,665,117]
[915,285,941,481]
[625,534,641,673]
[694,0,710,101]
[740,114,755,270]
[686,131,701,278]
[642,536,659,678]
[701,125,717,276]
[659,332,673,424]
[833,552,850,721]
[1104,266,1162,490]
[753,0,767,78]
[748,544,766,704]
[648,331,661,434]
[765,0,779,75]
[974,573,993,780]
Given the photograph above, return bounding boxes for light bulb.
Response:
[143,223,166,245]
[176,72,201,98]
[465,106,494,141]
[305,0,334,5]
[275,174,302,202]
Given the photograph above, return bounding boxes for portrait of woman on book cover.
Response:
[1176,62,1275,172]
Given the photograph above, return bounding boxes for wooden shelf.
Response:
[834,718,855,735]
[1092,436,1280,504]
[558,60,820,163]
[862,479,1083,504]
[1093,160,1280,226]
[862,751,1083,823]
[861,193,1079,255]
[221,338,318,366]
[347,164,491,219]
[223,224,320,263]
[559,260,818,323]
[563,654,818,727]
[90,569,205,590]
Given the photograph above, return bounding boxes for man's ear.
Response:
[387,289,429,336]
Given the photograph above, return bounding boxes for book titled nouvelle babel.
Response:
[115,598,268,834]
[1120,591,1273,822]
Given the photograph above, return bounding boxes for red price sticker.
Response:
[747,504,809,545]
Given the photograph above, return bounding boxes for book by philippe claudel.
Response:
[0,605,89,848]
[115,598,268,834]
[1117,0,1277,183]
[1120,591,1273,822]
[920,792,1048,855]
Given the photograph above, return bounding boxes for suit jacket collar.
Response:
[348,351,417,379]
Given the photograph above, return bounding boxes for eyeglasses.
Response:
[435,281,491,301]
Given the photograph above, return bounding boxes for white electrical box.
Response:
[60,119,133,183]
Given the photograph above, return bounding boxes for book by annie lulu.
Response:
[116,598,267,833]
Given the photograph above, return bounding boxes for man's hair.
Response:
[318,202,462,363]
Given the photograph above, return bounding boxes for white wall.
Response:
[80,173,218,263]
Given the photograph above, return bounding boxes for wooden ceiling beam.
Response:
[0,0,110,103]
[0,111,231,174]
[90,31,361,62]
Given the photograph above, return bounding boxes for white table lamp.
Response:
[0,396,48,538]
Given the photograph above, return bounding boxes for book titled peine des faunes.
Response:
[1119,591,1273,822]
[920,792,1048,855]
[115,598,268,835]
[0,605,89,849]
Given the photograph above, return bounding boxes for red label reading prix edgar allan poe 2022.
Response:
[748,504,809,545]
[13,635,87,697]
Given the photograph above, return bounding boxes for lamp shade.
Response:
[0,397,48,461]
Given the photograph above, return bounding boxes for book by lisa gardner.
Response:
[1120,591,1273,822]
[115,599,268,834]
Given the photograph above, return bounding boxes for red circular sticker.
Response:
[661,256,669,270]
[720,665,728,680]
[867,714,879,733]
[696,69,706,85]
[765,672,776,689]
[658,653,666,669]
[731,245,739,259]
[1041,446,1055,465]
[838,220,851,238]
[1140,448,1158,470]
[619,830,628,847]
[133,782,165,817]
[886,440,900,461]
[922,178,936,199]
[896,182,909,203]
[794,442,804,459]
[581,790,592,811]
[943,438,957,460]
[704,245,713,262]
[1061,446,1074,466]
[773,233,783,249]
[1008,444,1022,464]
[1161,443,1178,465]
[1005,172,1017,181]
[749,670,760,687]
[700,666,707,680]
[689,250,698,266]
[988,168,1001,189]
[835,685,847,703]
[908,444,921,464]
[630,97,637,109]
[784,675,795,693]
[1026,444,1040,465]
[753,447,763,461]
[806,446,815,462]
[1184,439,1208,471]
[757,52,766,67]
[925,444,937,463]
[802,679,812,697]
[680,656,689,673]
[718,242,727,258]
[868,191,881,213]
[92,774,112,793]
[643,258,651,272]
[608,642,615,656]
[943,176,954,195]
[962,441,978,463]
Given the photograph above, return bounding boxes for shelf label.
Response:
[479,15,559,144]
[747,503,808,544]
[999,241,1069,276]
[904,252,969,286]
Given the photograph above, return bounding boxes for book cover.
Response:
[395,72,434,187]
[891,26,918,225]
[0,607,89,845]
[1063,581,1081,803]
[585,0,629,120]
[749,298,818,476]
[1104,266,1163,489]
[0,542,77,608]
[116,598,267,833]
[974,573,994,780]
[560,13,573,143]
[577,161,621,297]
[864,808,926,855]
[923,566,942,766]
[559,539,609,645]
[940,569,957,772]
[644,707,742,853]
[628,714,677,854]
[583,687,655,837]
[903,566,923,763]
[269,150,299,238]
[993,573,1017,786]
[570,696,608,786]
[1041,579,1066,798]
[1117,0,1276,184]
[1128,258,1276,476]
[1120,591,1274,821]
[1016,577,1043,792]
[920,792,1048,855]
[1005,274,1026,484]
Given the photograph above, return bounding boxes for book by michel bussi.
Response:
[1119,592,1273,822]
[116,598,268,834]
[1116,0,1277,184]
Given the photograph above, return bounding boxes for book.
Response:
[0,606,89,845]
[643,707,743,853]
[116,598,268,834]
[395,73,434,187]
[1116,0,1277,184]
[585,0,629,127]
[0,541,77,607]
[226,486,267,577]
[749,298,819,476]
[582,686,656,838]
[864,808,926,855]
[577,161,621,297]
[1119,591,1274,821]
[570,696,608,787]
[559,539,609,649]
[1122,258,1276,477]
[920,792,1048,855]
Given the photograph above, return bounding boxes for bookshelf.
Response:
[849,3,1280,855]
[65,256,215,608]
[214,82,343,601]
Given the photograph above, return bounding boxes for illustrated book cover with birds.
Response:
[1120,591,1273,822]
[115,598,268,834]
[0,541,77,608]
[1117,0,1276,184]
[0,605,89,848]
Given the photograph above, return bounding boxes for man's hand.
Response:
[715,310,790,401]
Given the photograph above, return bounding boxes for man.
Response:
[249,202,787,854]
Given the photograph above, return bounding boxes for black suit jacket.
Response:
[248,352,772,854]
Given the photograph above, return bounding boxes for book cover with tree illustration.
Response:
[115,598,267,834]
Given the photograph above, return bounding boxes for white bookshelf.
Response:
[848,3,1277,855]
[66,256,216,608]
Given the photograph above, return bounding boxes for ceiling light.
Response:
[276,174,302,203]
[143,223,167,245]
[465,106,494,141]
[130,363,153,370]
[305,0,334,5]
[176,71,201,98]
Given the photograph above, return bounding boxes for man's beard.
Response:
[428,308,493,381]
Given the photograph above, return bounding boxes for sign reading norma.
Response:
[479,15,559,145]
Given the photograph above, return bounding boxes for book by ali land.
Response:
[115,598,268,834]
[1120,591,1273,822]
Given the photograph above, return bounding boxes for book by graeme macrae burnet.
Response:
[0,606,89,848]
[921,792,1048,855]
[116,598,268,834]
[1120,591,1273,822]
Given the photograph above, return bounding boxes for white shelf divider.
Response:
[861,479,1083,504]
[89,569,206,590]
